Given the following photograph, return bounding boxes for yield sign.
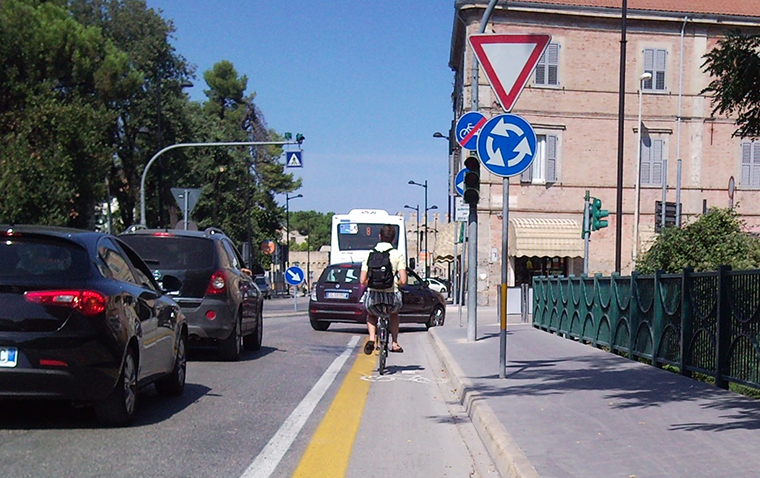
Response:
[469,33,551,112]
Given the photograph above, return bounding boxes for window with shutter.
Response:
[641,138,665,186]
[534,43,559,86]
[643,48,667,92]
[742,141,760,188]
[522,134,559,184]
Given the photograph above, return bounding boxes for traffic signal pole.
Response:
[583,191,590,275]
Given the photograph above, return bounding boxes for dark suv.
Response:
[119,227,263,361]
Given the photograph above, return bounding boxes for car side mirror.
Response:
[161,275,182,293]
[409,258,415,270]
[241,268,252,276]
[423,280,430,287]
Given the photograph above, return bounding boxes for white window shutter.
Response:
[753,142,760,187]
[641,140,651,185]
[651,140,663,185]
[546,135,558,182]
[521,163,533,182]
[741,142,752,186]
[655,50,667,90]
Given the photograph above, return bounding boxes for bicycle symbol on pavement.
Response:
[361,372,448,384]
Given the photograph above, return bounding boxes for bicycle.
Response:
[374,305,392,375]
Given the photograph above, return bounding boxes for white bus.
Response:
[330,209,407,265]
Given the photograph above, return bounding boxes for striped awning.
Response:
[508,217,584,258]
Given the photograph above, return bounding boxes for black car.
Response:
[119,227,263,361]
[0,225,187,426]
[308,263,446,331]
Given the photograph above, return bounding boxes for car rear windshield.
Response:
[319,265,361,285]
[119,235,215,270]
[0,238,89,279]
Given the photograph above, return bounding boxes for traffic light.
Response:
[463,154,480,205]
[590,197,609,231]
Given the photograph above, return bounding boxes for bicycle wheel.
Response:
[377,317,389,375]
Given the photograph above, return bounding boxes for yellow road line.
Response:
[290,341,375,478]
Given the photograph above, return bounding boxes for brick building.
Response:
[448,0,760,305]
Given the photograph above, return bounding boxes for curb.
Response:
[428,328,540,478]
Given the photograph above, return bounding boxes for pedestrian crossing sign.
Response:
[286,151,303,168]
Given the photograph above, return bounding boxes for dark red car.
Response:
[308,263,445,331]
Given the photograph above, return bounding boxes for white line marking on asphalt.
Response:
[239,335,361,478]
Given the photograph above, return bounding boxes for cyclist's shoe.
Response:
[390,344,404,353]
[364,340,375,355]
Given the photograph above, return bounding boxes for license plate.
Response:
[325,291,349,300]
[0,347,18,368]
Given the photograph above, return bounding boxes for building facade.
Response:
[449,0,760,305]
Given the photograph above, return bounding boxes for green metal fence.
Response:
[533,266,760,390]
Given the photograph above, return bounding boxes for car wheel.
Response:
[95,348,138,427]
[426,305,445,329]
[219,315,242,361]
[155,331,187,396]
[244,312,263,351]
[310,318,330,331]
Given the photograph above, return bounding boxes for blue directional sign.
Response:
[286,151,303,168]
[476,114,536,178]
[285,266,305,285]
[455,112,487,150]
[454,168,467,196]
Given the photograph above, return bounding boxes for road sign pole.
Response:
[467,202,478,342]
[584,191,590,275]
[499,178,509,378]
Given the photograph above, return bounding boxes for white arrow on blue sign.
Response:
[454,168,467,196]
[476,113,537,178]
[285,266,305,285]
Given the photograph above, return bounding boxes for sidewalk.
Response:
[429,304,760,478]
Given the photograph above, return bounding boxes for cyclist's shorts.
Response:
[363,289,402,317]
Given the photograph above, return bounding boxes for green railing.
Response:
[533,266,760,390]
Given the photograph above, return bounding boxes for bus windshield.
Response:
[337,223,399,251]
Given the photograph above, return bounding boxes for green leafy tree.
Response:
[702,30,760,138]
[186,61,300,268]
[289,211,333,252]
[637,207,760,273]
[0,0,131,227]
[70,0,195,229]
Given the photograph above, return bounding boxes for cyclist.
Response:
[360,224,407,355]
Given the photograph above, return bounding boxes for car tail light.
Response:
[24,290,107,317]
[152,232,174,237]
[205,270,227,295]
[205,310,217,320]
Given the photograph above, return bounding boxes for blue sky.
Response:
[147,1,456,221]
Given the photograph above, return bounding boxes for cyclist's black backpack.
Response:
[366,248,395,289]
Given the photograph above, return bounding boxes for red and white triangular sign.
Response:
[469,33,551,112]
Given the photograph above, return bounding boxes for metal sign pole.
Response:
[183,188,189,230]
[499,178,509,379]
[459,224,468,327]
[584,191,590,275]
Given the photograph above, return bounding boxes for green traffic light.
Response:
[590,197,609,231]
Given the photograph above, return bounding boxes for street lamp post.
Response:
[404,204,420,269]
[285,193,303,268]
[632,72,652,270]
[409,180,430,277]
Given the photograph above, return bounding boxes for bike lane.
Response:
[286,331,498,478]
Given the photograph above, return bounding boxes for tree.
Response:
[637,207,760,273]
[0,0,132,227]
[289,211,333,252]
[187,61,300,265]
[70,0,195,229]
[702,30,760,138]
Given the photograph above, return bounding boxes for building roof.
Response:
[522,0,760,19]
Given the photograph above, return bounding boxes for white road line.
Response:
[240,335,361,478]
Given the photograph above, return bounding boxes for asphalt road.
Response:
[0,299,497,478]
